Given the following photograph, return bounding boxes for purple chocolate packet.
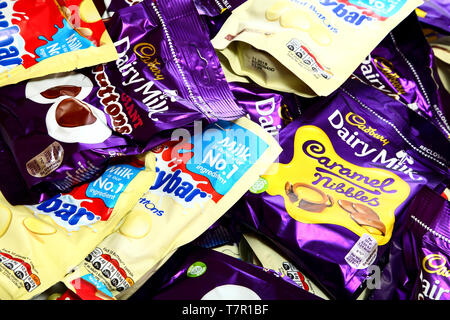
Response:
[370,186,450,300]
[0,0,244,205]
[229,77,450,299]
[417,0,450,34]
[129,245,322,300]
[228,81,297,138]
[352,13,450,140]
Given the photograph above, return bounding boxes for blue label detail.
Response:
[36,196,98,226]
[35,19,93,62]
[86,164,143,208]
[81,274,113,298]
[186,120,269,196]
[348,0,406,17]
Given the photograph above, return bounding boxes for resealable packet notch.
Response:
[61,116,282,300]
[0,152,156,300]
[211,0,424,97]
[0,0,245,206]
[0,0,118,87]
[229,77,450,299]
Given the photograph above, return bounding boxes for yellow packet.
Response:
[212,0,422,97]
[0,0,118,87]
[62,117,283,300]
[0,153,155,300]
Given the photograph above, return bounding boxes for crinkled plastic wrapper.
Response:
[212,0,423,97]
[0,152,156,300]
[230,78,450,299]
[0,0,118,87]
[0,0,244,205]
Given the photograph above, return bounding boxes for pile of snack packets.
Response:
[0,0,448,301]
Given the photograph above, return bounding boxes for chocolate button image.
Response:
[55,97,97,127]
[41,85,82,99]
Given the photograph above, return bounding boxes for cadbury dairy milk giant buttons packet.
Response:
[0,0,448,305]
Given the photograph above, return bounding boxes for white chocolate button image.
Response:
[79,0,102,23]
[23,217,57,235]
[309,27,332,46]
[119,211,152,239]
[265,1,292,21]
[25,72,93,105]
[45,97,112,144]
[0,204,12,238]
[279,10,312,31]
[201,285,261,300]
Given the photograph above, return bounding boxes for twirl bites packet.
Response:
[0,153,156,300]
[230,78,450,299]
[0,0,118,87]
[62,117,282,300]
[211,0,423,97]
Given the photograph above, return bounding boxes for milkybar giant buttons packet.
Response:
[0,0,118,87]
[211,0,423,97]
[62,116,282,300]
[0,152,155,300]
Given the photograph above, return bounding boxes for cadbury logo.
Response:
[345,112,390,146]
[423,254,450,278]
[150,168,208,203]
[0,1,22,68]
[36,195,98,226]
[134,43,164,81]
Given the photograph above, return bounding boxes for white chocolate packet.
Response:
[212,0,422,97]
[62,117,283,299]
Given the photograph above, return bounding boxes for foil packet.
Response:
[352,13,450,140]
[0,0,118,87]
[230,77,450,299]
[0,0,244,205]
[369,186,450,300]
[128,245,322,300]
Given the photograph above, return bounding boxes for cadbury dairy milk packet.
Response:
[0,153,156,300]
[0,0,245,205]
[128,245,322,300]
[211,0,423,97]
[230,78,450,299]
[0,0,118,87]
[61,117,282,300]
[352,13,450,140]
[369,186,450,300]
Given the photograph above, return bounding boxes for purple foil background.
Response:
[0,0,244,205]
[130,246,321,300]
[352,13,450,140]
[230,78,450,299]
[418,0,450,33]
[370,187,450,300]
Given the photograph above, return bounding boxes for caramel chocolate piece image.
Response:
[55,98,97,128]
[339,200,386,236]
[285,182,334,213]
[40,85,82,99]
